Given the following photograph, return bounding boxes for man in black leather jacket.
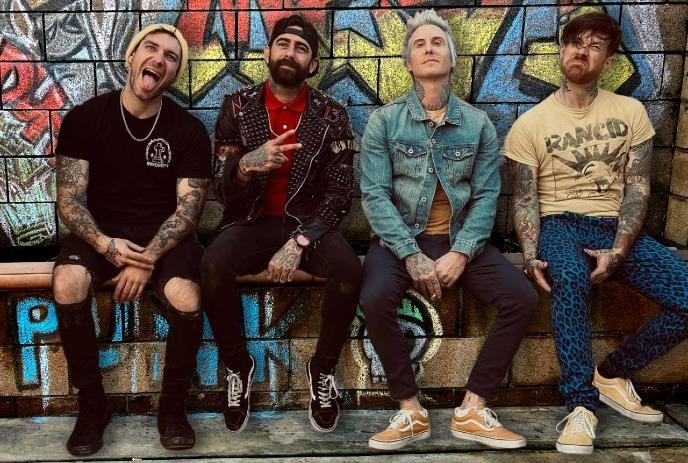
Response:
[201,14,361,434]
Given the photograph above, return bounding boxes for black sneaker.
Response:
[67,394,112,457]
[223,355,255,432]
[306,357,342,432]
[157,397,195,450]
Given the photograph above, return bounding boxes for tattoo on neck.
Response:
[561,78,570,92]
[414,79,450,111]
[587,85,598,98]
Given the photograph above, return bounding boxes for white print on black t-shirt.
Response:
[146,138,172,168]
[544,118,628,200]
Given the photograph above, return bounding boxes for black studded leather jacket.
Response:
[212,82,357,244]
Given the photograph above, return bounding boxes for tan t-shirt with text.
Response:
[502,89,655,217]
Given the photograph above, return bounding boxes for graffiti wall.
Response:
[1,0,686,247]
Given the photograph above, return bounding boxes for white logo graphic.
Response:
[146,138,172,168]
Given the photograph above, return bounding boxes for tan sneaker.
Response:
[556,406,597,455]
[450,406,526,449]
[593,368,663,423]
[368,408,431,450]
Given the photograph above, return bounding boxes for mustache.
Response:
[275,58,298,68]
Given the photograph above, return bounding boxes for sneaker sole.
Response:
[599,394,664,423]
[308,406,340,433]
[226,357,256,433]
[306,359,341,433]
[556,442,593,455]
[368,430,431,450]
[450,429,526,449]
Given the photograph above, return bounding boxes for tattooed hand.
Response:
[584,248,624,285]
[103,238,155,269]
[267,239,303,283]
[405,252,442,300]
[239,129,302,174]
[434,252,468,288]
[523,257,551,293]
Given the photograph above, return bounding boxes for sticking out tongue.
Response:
[142,73,157,92]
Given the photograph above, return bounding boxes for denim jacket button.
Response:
[428,167,434,173]
[429,122,434,127]
[421,197,427,203]
[431,139,437,144]
[414,223,420,228]
[408,148,413,154]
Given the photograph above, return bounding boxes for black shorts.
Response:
[54,234,203,290]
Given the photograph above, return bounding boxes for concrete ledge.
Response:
[1,406,687,462]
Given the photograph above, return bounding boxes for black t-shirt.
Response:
[56,91,212,235]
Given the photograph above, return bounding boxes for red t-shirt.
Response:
[262,82,307,216]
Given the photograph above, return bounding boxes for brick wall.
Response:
[2,280,687,417]
[1,0,687,247]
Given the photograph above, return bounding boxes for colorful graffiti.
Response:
[8,288,445,407]
[1,1,685,247]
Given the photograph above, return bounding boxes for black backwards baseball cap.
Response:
[268,15,320,77]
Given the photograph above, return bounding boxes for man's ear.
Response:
[263,47,270,64]
[602,53,615,72]
[309,57,319,75]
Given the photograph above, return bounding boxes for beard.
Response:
[560,57,601,85]
[268,57,309,87]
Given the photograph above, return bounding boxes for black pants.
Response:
[359,235,538,401]
[201,216,362,371]
[54,231,204,399]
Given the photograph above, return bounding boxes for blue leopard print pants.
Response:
[540,212,688,412]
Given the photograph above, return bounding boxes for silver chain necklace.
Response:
[119,90,162,142]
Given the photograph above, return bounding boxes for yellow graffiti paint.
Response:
[446,8,510,55]
[240,52,269,84]
[173,42,227,96]
[522,42,635,92]
[344,10,407,58]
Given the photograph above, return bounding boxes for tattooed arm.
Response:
[56,155,154,269]
[144,178,210,260]
[585,138,652,284]
[506,158,551,292]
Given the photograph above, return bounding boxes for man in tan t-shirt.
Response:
[503,12,688,456]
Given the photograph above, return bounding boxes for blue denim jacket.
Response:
[360,88,500,260]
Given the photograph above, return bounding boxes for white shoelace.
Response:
[556,409,596,439]
[476,407,501,429]
[389,409,416,431]
[226,369,243,408]
[624,379,642,404]
[315,373,339,409]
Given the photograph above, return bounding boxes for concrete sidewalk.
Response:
[1,405,687,462]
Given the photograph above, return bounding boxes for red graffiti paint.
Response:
[0,41,67,155]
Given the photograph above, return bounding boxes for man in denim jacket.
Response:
[360,9,537,451]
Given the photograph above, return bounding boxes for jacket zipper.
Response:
[283,125,330,224]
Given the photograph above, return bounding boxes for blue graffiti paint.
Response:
[196,343,219,387]
[16,297,58,387]
[249,0,268,50]
[153,350,160,383]
[98,303,123,369]
[242,293,261,338]
[334,2,381,47]
[154,311,169,339]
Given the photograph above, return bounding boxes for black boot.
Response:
[56,298,111,456]
[67,393,112,456]
[157,308,203,450]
